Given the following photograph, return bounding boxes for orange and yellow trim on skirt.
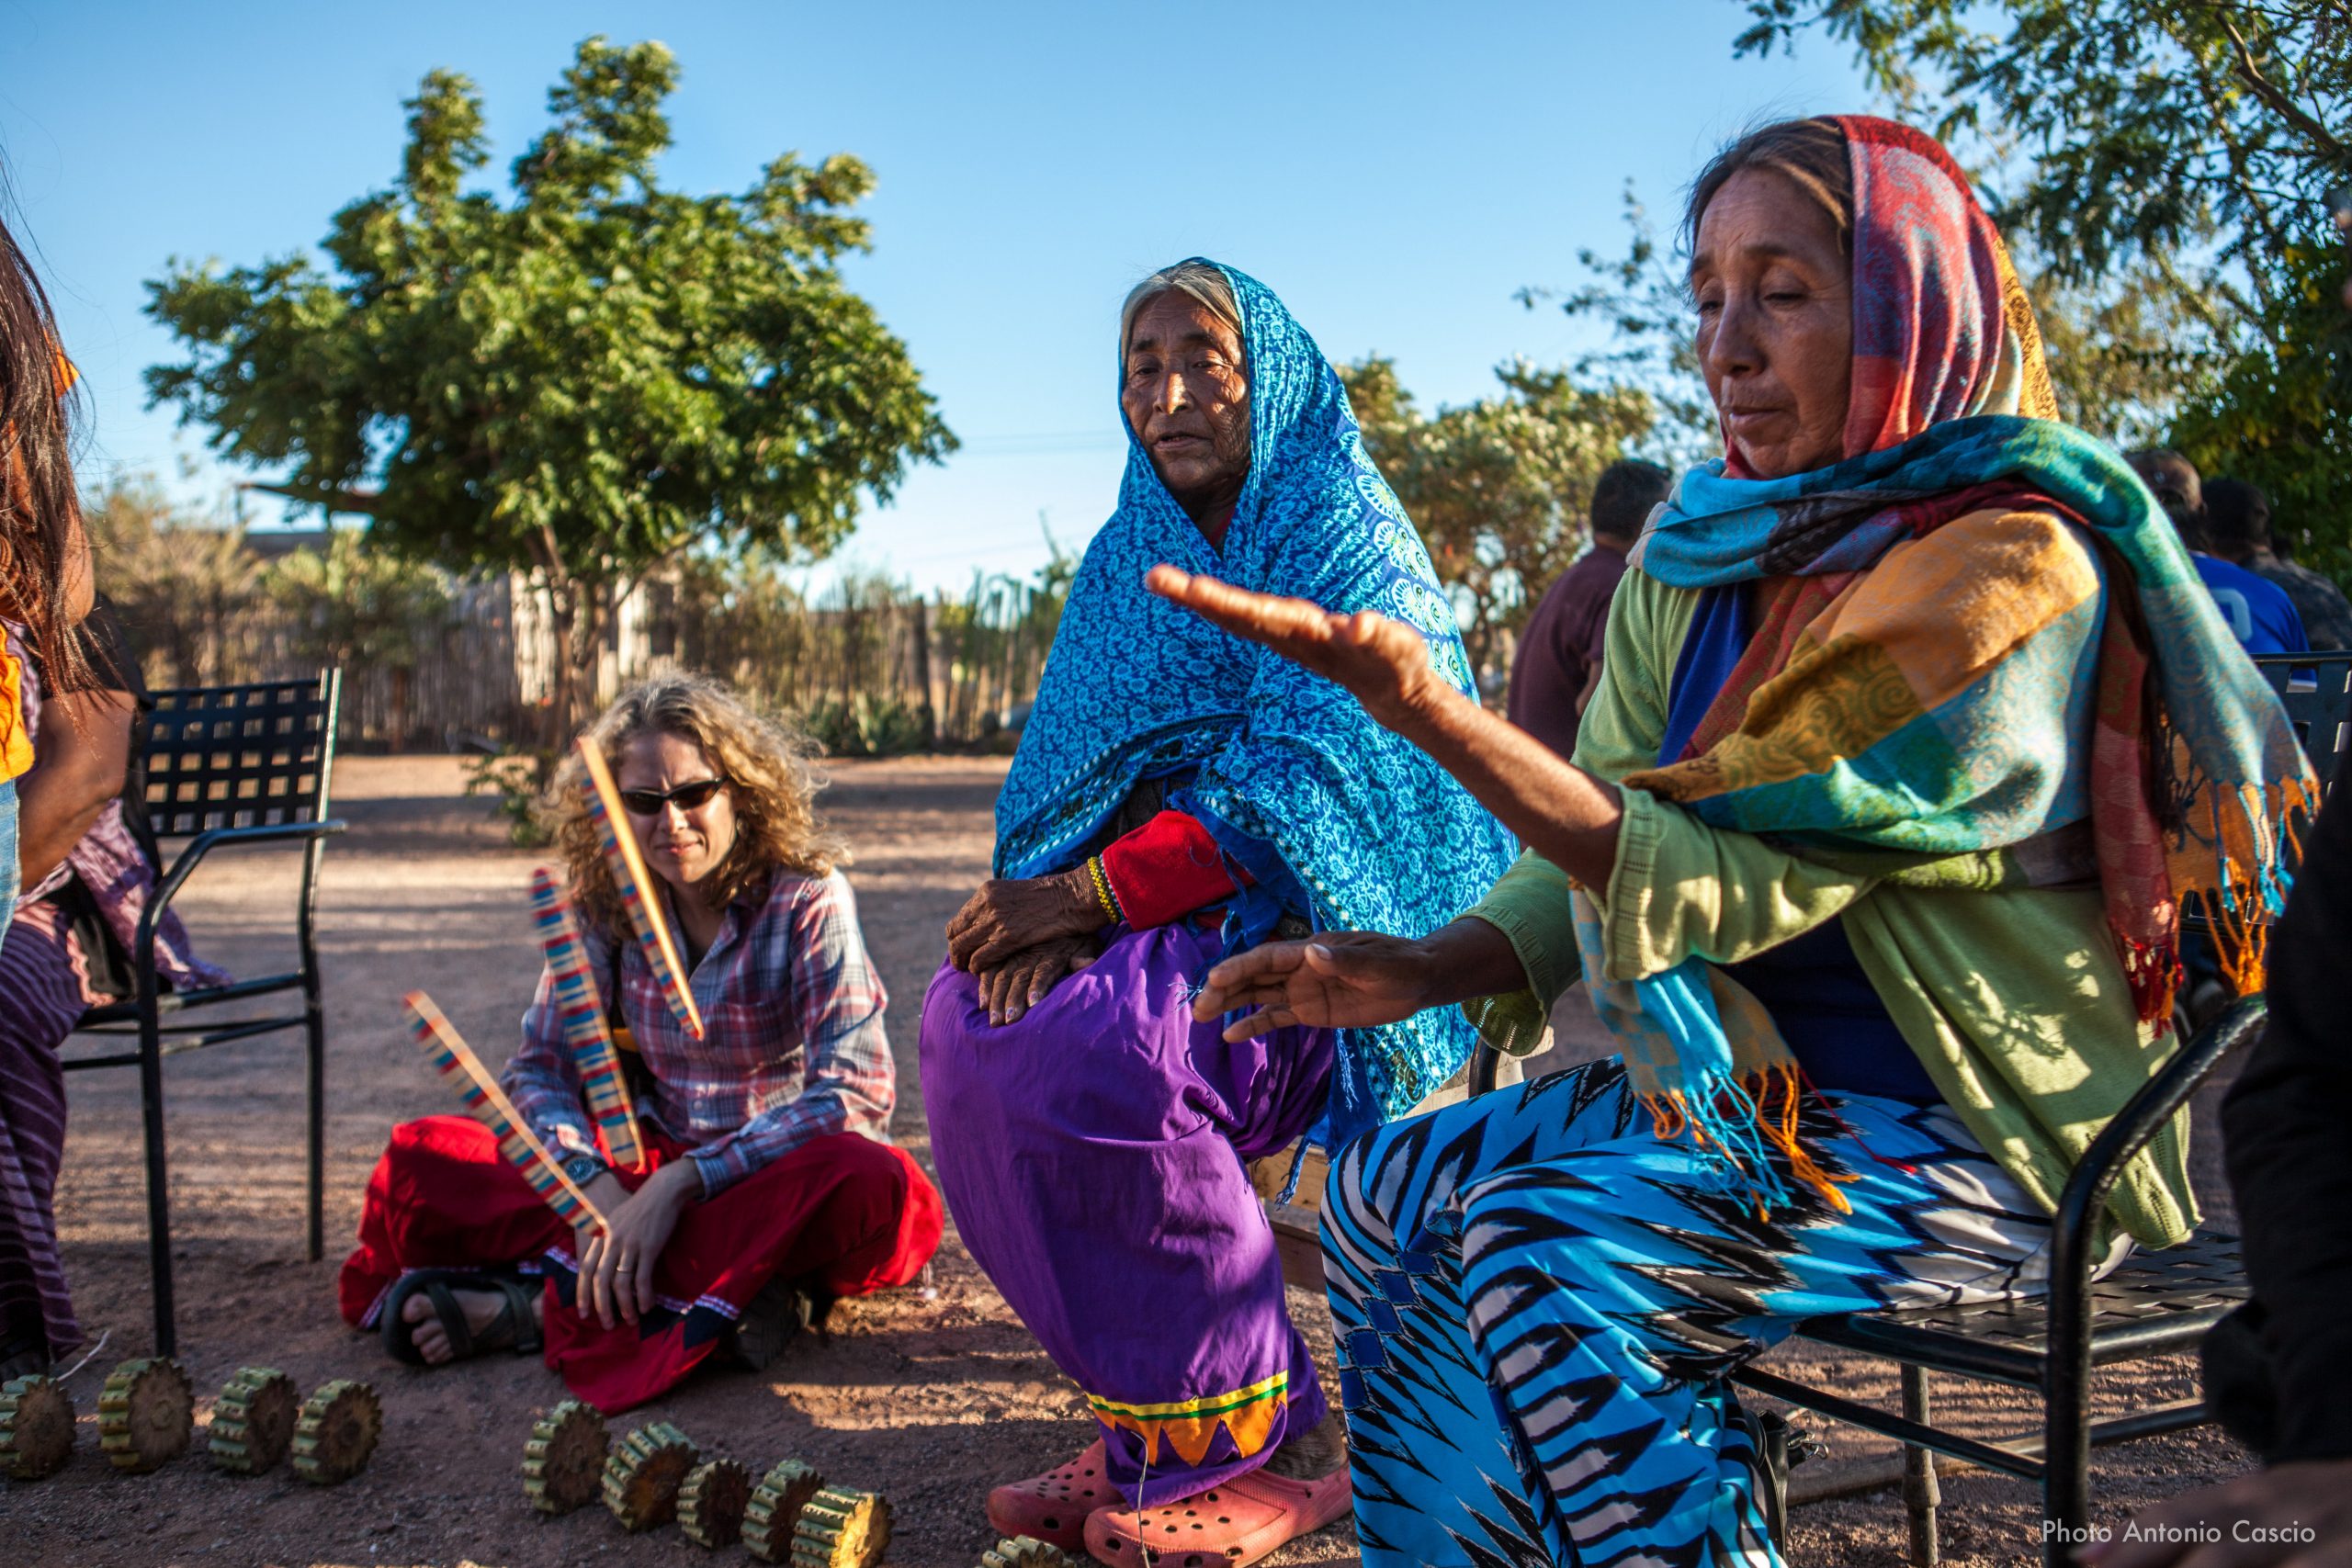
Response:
[1087,1371,1290,1468]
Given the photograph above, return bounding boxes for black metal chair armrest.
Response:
[135,819,350,954]
[1469,1039,1502,1097]
[2034,993,2266,1545]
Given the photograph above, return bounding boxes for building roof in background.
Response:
[240,527,334,561]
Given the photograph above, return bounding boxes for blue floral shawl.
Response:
[993,260,1516,1149]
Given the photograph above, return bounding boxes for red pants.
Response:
[339,1115,943,1411]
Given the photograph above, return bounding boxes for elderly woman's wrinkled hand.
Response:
[976,933,1098,1027]
[1192,931,1441,1043]
[947,871,1104,972]
[1146,566,1453,735]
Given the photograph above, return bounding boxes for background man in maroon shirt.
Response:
[1505,457,1673,758]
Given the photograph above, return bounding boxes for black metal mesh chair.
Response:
[60,671,346,1355]
[1739,651,2348,1565]
[1464,650,2352,1567]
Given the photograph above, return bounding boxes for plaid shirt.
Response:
[504,869,896,1198]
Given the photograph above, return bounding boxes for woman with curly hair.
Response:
[338,674,943,1411]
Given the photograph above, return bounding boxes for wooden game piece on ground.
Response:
[743,1458,828,1562]
[577,738,705,1039]
[291,1379,382,1484]
[792,1484,893,1567]
[679,1456,755,1547]
[0,1373,74,1480]
[982,1540,1077,1568]
[97,1357,193,1473]
[522,1399,609,1515]
[603,1422,699,1532]
[209,1367,300,1474]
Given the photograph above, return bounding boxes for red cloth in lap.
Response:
[1099,809,1247,929]
[338,1114,943,1412]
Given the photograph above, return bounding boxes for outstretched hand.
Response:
[1191,931,1441,1043]
[1145,566,1452,733]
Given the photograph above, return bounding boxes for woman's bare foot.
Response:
[1261,1413,1348,1480]
[401,1283,545,1364]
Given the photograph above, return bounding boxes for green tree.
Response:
[1526,185,2223,454]
[2019,253,2226,446]
[263,525,455,747]
[83,475,259,688]
[145,37,955,746]
[1734,1,2348,308]
[1342,356,1655,688]
[1517,186,1717,464]
[2172,240,2352,581]
[1734,0,2352,572]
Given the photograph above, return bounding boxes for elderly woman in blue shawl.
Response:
[919,260,1512,1565]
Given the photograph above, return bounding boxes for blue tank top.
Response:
[1658,586,1941,1103]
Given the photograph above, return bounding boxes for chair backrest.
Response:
[2251,653,2352,800]
[143,672,342,838]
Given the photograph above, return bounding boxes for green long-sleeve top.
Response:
[1465,566,2199,1248]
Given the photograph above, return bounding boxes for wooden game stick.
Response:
[403,990,606,1230]
[527,867,646,1170]
[576,738,707,1040]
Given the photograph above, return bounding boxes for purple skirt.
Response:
[0,898,95,1365]
[920,920,1334,1506]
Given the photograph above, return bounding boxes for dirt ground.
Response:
[2,755,2253,1567]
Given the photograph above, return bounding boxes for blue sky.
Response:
[2,1,1871,594]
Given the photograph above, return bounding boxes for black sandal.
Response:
[379,1269,543,1367]
[727,1278,837,1371]
[0,1330,49,1382]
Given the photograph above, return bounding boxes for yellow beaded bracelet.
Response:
[1084,856,1124,925]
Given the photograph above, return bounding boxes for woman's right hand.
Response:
[575,1172,631,1234]
[1193,917,1530,1042]
[976,933,1097,1026]
[572,1167,696,1329]
[1191,931,1444,1042]
[946,872,1103,972]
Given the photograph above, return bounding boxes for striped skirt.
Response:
[1325,1057,2082,1567]
[0,897,98,1368]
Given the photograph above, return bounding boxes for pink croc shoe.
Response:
[988,1438,1119,1553]
[1082,1465,1352,1567]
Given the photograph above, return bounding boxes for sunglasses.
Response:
[617,778,728,816]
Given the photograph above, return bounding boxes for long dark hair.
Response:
[0,189,89,694]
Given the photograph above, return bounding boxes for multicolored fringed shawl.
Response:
[993,260,1517,1150]
[1599,117,2316,1210]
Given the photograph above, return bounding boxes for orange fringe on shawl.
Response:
[1644,1063,1857,1217]
[2170,778,2319,1003]
[2086,585,2316,1031]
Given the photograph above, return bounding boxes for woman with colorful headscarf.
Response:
[919,260,1514,1564]
[1166,118,2314,1567]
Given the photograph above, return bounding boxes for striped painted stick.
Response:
[402,990,606,1230]
[527,867,645,1171]
[575,739,706,1040]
